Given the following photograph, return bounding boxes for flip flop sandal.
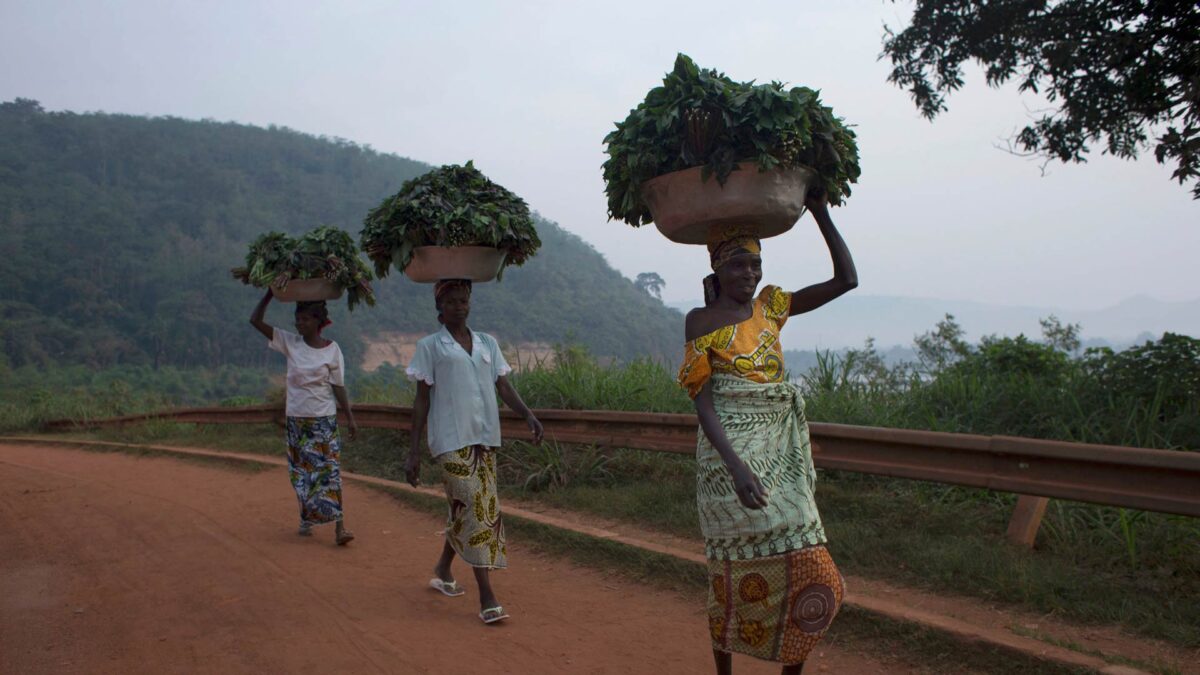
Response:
[297,525,314,537]
[336,529,355,546]
[479,606,510,624]
[429,578,465,597]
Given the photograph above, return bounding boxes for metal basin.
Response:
[403,246,507,283]
[642,163,814,244]
[270,278,343,302]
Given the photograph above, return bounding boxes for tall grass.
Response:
[352,363,416,405]
[0,364,275,433]
[0,380,166,433]
[799,334,1200,577]
[508,344,691,412]
[798,334,1199,451]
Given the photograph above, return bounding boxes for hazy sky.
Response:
[3,0,1196,311]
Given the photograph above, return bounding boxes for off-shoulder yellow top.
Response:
[677,285,792,399]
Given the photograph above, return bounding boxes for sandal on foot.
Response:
[336,529,355,546]
[479,606,510,624]
[429,578,465,597]
[297,524,313,537]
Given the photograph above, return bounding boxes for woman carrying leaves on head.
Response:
[680,190,857,675]
[405,279,544,625]
[250,291,357,545]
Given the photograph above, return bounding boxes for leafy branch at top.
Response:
[602,53,861,227]
[882,0,1200,199]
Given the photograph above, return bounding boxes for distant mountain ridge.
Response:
[669,294,1199,350]
[0,99,681,370]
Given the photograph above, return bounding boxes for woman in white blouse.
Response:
[405,279,544,625]
[251,290,357,545]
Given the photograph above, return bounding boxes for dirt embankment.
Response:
[361,332,557,373]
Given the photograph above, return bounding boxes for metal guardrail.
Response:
[45,404,1200,522]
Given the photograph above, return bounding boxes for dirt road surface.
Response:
[0,443,896,674]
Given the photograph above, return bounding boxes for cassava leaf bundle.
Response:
[360,161,541,278]
[231,226,376,310]
[603,53,861,227]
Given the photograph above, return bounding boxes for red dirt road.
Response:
[0,443,894,674]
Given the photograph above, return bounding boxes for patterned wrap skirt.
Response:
[436,445,507,569]
[285,415,344,526]
[698,375,844,664]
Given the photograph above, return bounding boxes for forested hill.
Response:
[0,99,682,371]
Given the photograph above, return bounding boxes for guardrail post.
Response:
[1005,495,1049,548]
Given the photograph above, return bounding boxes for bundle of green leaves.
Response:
[231,226,376,310]
[603,53,861,227]
[360,161,541,278]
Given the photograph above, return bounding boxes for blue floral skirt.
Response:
[285,416,344,526]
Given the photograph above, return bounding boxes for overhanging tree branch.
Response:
[882,0,1200,198]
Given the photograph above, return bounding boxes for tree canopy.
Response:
[882,1,1200,197]
[0,100,683,371]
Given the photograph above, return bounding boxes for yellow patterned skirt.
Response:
[436,445,507,569]
[707,545,844,664]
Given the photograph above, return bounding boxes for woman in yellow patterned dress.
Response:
[679,190,857,675]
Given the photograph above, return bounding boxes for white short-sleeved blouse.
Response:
[268,329,345,418]
[406,327,512,457]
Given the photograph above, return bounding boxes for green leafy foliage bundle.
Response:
[603,53,861,227]
[360,161,541,278]
[231,226,375,310]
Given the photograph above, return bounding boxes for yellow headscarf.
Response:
[707,226,761,271]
